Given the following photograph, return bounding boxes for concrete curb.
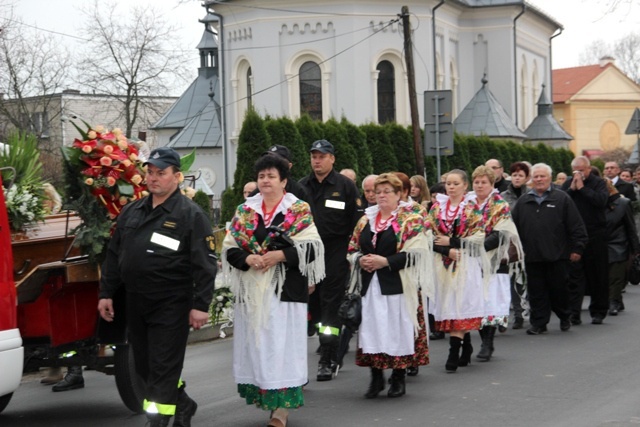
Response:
[188,323,233,344]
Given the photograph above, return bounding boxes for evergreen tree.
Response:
[449,135,472,173]
[265,116,309,180]
[295,114,323,151]
[387,123,415,175]
[220,108,271,223]
[341,117,372,181]
[361,123,398,173]
[463,133,490,171]
[322,118,358,178]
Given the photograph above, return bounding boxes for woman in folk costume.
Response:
[222,154,324,427]
[347,173,432,399]
[466,165,523,362]
[428,169,487,373]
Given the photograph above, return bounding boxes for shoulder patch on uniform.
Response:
[206,235,216,252]
[356,198,362,207]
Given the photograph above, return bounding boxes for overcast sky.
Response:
[9,0,640,93]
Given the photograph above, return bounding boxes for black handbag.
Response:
[629,254,640,285]
[338,264,362,332]
[266,225,294,251]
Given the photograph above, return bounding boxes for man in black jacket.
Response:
[561,156,610,325]
[604,161,636,201]
[299,139,363,381]
[512,163,587,335]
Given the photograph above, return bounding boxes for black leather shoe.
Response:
[317,362,334,381]
[429,331,445,340]
[609,302,619,316]
[512,318,524,330]
[174,390,198,427]
[406,366,419,377]
[570,316,582,326]
[526,325,548,335]
[560,319,571,331]
[591,316,604,325]
[51,373,84,392]
[364,368,385,399]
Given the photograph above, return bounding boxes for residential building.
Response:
[552,58,640,156]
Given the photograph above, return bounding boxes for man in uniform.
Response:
[98,147,217,427]
[299,139,363,381]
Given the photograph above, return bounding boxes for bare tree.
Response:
[578,32,640,84]
[75,0,191,138]
[0,4,73,185]
[613,32,640,84]
[0,6,71,139]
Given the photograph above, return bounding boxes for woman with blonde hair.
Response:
[348,173,432,398]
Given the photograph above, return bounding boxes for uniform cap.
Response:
[144,147,181,170]
[262,145,291,162]
[310,139,334,155]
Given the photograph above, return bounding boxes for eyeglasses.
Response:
[375,189,396,195]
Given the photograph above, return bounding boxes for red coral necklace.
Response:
[262,195,284,227]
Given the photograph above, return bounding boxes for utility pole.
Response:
[401,5,424,176]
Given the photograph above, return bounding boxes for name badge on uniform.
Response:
[325,200,345,210]
[150,232,180,251]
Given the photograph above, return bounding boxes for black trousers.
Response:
[525,260,571,327]
[126,290,191,412]
[568,229,609,319]
[315,238,350,345]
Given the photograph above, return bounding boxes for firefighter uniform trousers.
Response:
[127,289,191,415]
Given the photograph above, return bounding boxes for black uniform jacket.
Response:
[299,169,363,243]
[99,189,217,312]
[249,179,310,203]
[605,194,640,263]
[225,212,314,303]
[511,188,588,263]
[561,173,608,233]
[357,224,407,297]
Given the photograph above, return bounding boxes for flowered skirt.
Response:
[238,384,304,411]
[356,286,429,370]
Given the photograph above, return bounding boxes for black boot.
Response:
[364,368,385,399]
[387,369,406,398]
[173,387,198,427]
[476,326,496,361]
[445,336,462,373]
[52,365,84,392]
[317,343,337,381]
[458,332,473,367]
[146,414,171,427]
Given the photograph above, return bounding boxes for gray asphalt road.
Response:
[4,286,640,427]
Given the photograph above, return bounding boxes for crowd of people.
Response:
[88,141,639,427]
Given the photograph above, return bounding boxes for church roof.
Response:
[453,77,527,140]
[166,93,223,149]
[525,84,573,141]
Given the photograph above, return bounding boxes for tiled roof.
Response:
[454,78,527,140]
[552,63,611,103]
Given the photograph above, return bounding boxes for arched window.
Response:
[299,61,322,120]
[246,67,253,108]
[377,60,395,123]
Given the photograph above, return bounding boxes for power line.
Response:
[159,16,401,128]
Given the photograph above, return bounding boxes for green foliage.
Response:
[361,123,398,173]
[192,190,213,223]
[265,116,309,180]
[591,157,605,174]
[322,118,358,177]
[0,131,44,188]
[386,123,415,175]
[341,117,372,182]
[449,135,472,174]
[220,108,271,223]
[460,133,489,174]
[295,114,323,149]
